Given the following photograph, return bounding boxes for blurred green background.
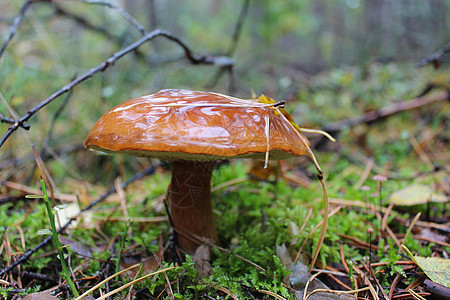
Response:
[0,0,448,182]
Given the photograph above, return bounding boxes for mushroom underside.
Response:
[86,146,298,161]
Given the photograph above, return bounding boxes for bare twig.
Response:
[350,261,379,300]
[22,81,76,188]
[21,270,59,283]
[53,4,116,40]
[206,0,250,92]
[389,274,402,300]
[305,287,370,300]
[226,0,251,56]
[423,279,450,299]
[0,92,33,145]
[73,0,148,36]
[338,234,380,251]
[0,0,33,61]
[52,2,223,67]
[322,90,449,134]
[153,253,174,300]
[0,114,30,130]
[0,29,212,148]
[52,4,156,79]
[417,41,450,68]
[75,263,141,300]
[94,267,176,300]
[400,212,421,247]
[0,163,160,277]
[361,260,389,300]
[74,0,211,64]
[42,75,75,148]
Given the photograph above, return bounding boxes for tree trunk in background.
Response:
[311,0,326,69]
[111,0,449,70]
[363,0,382,60]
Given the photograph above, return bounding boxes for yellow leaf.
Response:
[257,94,302,131]
[413,256,450,288]
[389,184,447,206]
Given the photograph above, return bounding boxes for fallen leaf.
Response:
[248,160,277,181]
[276,244,355,299]
[59,236,94,257]
[193,244,212,277]
[121,235,164,277]
[121,257,160,278]
[416,228,448,244]
[413,256,450,288]
[389,184,447,206]
[22,291,59,300]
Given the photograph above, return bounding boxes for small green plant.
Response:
[27,179,80,298]
[19,285,41,296]
[0,287,13,299]
[115,222,131,280]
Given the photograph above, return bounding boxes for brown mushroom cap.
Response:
[84,89,311,160]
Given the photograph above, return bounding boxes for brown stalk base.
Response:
[169,160,218,253]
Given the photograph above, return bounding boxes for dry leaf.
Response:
[414,256,450,288]
[248,160,277,181]
[390,184,447,206]
[193,244,212,277]
[121,235,164,277]
[121,257,160,278]
[22,291,59,300]
[59,236,94,257]
[276,245,355,299]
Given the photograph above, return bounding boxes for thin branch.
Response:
[52,3,154,66]
[0,163,160,277]
[52,3,186,65]
[159,31,215,64]
[75,0,216,65]
[0,114,30,130]
[57,0,233,78]
[0,29,211,148]
[206,0,249,91]
[75,0,148,36]
[226,0,251,56]
[53,4,116,41]
[23,81,76,186]
[0,0,34,61]
[322,90,449,135]
[76,0,233,67]
[42,74,76,148]
[416,41,450,68]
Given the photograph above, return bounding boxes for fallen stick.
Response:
[323,90,449,134]
[0,164,160,277]
[417,41,450,68]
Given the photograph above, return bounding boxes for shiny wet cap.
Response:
[84,89,311,161]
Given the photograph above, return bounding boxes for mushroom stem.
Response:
[169,160,218,253]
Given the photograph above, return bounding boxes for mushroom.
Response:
[84,89,324,256]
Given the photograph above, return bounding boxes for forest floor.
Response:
[0,1,449,299]
[1,63,449,299]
